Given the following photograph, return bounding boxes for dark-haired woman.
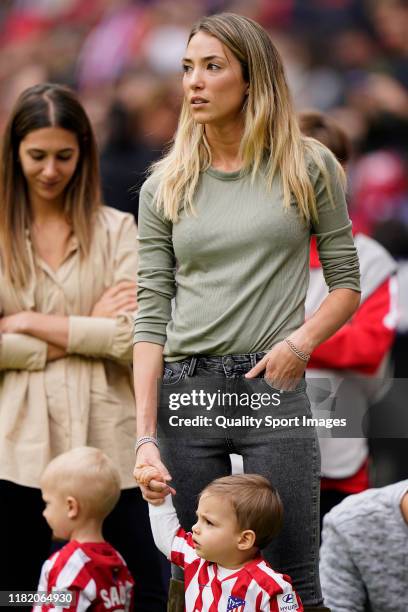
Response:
[0,83,167,610]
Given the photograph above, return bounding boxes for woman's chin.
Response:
[192,115,208,125]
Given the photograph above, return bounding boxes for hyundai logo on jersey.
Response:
[277,591,299,611]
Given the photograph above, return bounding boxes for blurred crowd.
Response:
[0,0,407,232]
[0,0,407,480]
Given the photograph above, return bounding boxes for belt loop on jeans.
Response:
[187,356,197,377]
[250,353,257,368]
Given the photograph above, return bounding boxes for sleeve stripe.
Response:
[37,551,60,591]
[76,578,97,612]
[171,529,198,567]
[254,561,293,592]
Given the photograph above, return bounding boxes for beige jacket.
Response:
[0,207,137,489]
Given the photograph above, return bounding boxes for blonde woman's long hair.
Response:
[150,13,344,222]
[0,83,101,288]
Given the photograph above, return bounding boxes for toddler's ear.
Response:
[237,529,256,551]
[66,495,79,519]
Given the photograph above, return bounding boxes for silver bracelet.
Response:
[135,436,158,455]
[285,338,310,363]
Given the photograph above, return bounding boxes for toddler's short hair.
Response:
[41,447,121,520]
[200,474,283,549]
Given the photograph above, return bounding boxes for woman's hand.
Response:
[91,281,137,318]
[0,312,33,334]
[245,340,307,390]
[1,312,69,348]
[134,442,175,506]
[0,314,67,361]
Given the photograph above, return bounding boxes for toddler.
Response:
[34,447,134,611]
[139,468,303,611]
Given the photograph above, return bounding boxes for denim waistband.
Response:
[183,353,265,376]
[171,352,266,376]
[165,354,306,390]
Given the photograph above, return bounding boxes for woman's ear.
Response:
[237,529,256,550]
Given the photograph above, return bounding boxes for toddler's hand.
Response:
[135,464,176,496]
[136,464,163,486]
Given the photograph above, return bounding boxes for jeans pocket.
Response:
[260,376,305,398]
[162,362,188,385]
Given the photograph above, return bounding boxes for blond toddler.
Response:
[34,447,134,611]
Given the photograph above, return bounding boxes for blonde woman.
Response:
[133,13,360,610]
[0,84,167,610]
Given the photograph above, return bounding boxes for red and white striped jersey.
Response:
[33,540,134,612]
[171,527,303,612]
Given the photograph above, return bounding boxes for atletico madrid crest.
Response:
[227,595,246,610]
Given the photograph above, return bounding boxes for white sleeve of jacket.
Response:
[148,495,180,559]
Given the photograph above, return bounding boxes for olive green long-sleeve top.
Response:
[134,149,360,361]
